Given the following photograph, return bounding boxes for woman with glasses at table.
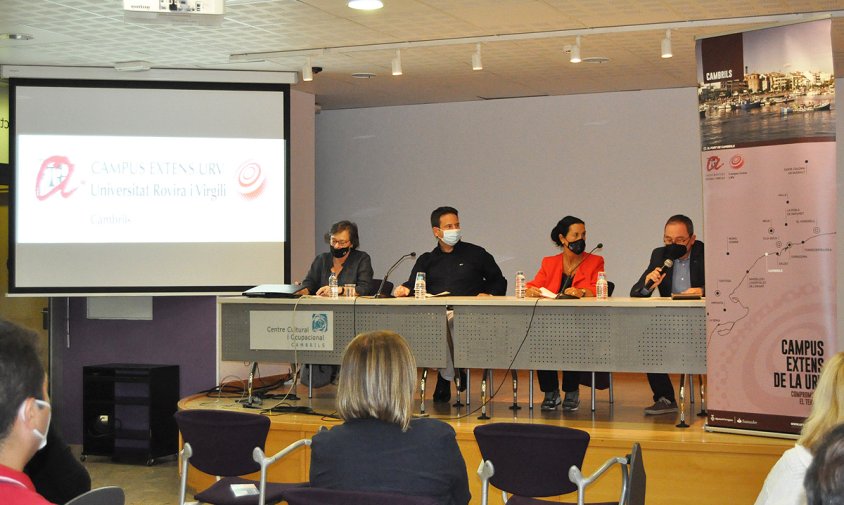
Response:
[297,220,375,297]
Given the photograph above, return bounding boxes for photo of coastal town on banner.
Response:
[698,21,835,149]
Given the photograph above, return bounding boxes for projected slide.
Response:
[11,80,289,293]
[17,135,285,243]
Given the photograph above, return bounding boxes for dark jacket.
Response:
[310,418,470,505]
[630,241,705,297]
[300,249,375,296]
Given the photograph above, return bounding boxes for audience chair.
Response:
[175,409,309,505]
[280,487,439,505]
[474,423,590,504]
[65,486,125,505]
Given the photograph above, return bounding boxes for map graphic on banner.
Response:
[698,19,837,435]
[703,143,836,433]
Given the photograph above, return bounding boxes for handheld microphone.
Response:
[644,258,674,291]
[374,252,417,298]
[558,242,604,298]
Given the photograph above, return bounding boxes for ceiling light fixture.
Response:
[472,43,482,71]
[0,33,34,41]
[570,36,581,63]
[113,60,152,72]
[231,12,839,64]
[392,49,402,76]
[303,57,313,81]
[661,29,673,58]
[347,0,383,10]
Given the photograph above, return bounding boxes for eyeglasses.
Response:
[329,237,351,247]
[664,236,690,245]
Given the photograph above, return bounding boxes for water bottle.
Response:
[328,272,339,299]
[515,271,526,299]
[414,272,427,299]
[596,271,608,300]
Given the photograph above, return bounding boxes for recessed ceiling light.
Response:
[114,60,152,72]
[0,33,33,41]
[348,0,383,10]
[352,72,376,79]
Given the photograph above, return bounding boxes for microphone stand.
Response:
[238,361,263,407]
[375,252,416,298]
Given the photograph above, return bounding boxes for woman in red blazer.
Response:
[526,216,604,411]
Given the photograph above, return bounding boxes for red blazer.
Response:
[527,252,604,295]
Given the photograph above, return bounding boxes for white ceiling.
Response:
[2,0,844,109]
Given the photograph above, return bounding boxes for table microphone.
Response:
[374,252,416,298]
[644,258,674,291]
[557,243,603,298]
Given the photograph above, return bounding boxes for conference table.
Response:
[218,295,706,386]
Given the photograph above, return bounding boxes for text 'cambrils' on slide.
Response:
[17,135,285,243]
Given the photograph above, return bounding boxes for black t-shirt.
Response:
[401,241,506,296]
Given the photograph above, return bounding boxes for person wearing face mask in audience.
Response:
[630,214,705,415]
[395,206,507,403]
[525,216,605,411]
[0,320,55,505]
[297,220,375,297]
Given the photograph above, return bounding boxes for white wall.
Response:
[315,87,703,295]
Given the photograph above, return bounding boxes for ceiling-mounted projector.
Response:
[123,0,224,26]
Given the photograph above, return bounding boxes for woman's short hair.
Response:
[324,220,360,249]
[799,352,844,451]
[550,216,585,247]
[336,330,416,431]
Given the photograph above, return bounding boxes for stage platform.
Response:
[179,371,792,505]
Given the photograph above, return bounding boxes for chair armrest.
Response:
[253,438,312,468]
[253,439,312,505]
[178,443,193,505]
[568,456,628,505]
[476,460,494,505]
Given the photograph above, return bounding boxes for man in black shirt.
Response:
[395,206,507,402]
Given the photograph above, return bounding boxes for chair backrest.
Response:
[281,487,439,505]
[66,486,125,505]
[174,409,271,477]
[626,443,646,505]
[474,423,590,498]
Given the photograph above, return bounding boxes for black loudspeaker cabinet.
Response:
[82,364,179,465]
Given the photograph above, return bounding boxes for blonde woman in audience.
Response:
[755,351,844,505]
[309,330,470,505]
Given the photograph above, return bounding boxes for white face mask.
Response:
[18,398,51,451]
[441,229,462,246]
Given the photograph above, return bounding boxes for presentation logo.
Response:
[36,155,78,201]
[705,155,724,172]
[236,160,266,200]
[311,313,328,332]
[730,154,745,169]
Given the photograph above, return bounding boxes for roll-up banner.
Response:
[698,19,837,436]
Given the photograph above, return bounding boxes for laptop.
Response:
[242,284,303,298]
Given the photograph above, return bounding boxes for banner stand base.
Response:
[704,424,799,440]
